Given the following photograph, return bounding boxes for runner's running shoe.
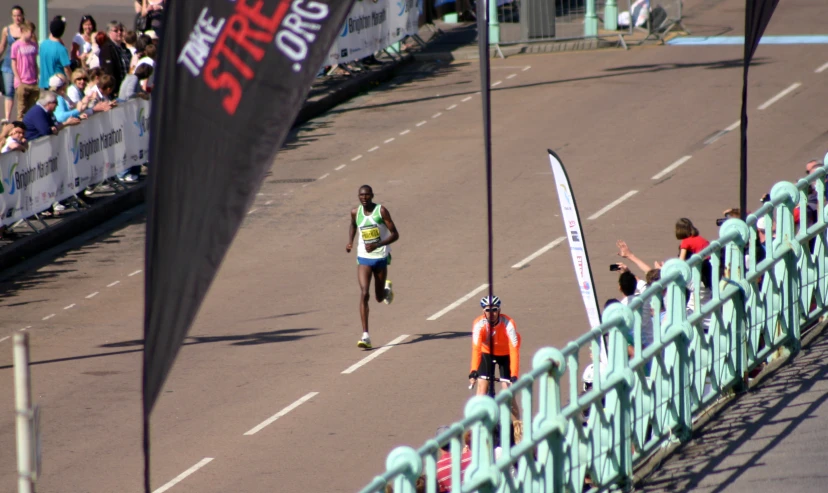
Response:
[357,335,372,349]
[383,280,394,305]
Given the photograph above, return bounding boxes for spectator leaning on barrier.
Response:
[134,42,155,92]
[118,63,151,102]
[85,66,103,97]
[10,21,38,120]
[22,90,63,140]
[67,68,87,105]
[1,120,27,153]
[49,74,85,125]
[92,74,117,105]
[39,16,72,90]
[71,15,97,70]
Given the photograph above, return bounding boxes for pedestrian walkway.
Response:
[638,324,828,493]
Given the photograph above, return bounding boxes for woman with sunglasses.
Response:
[469,295,521,409]
[71,14,96,70]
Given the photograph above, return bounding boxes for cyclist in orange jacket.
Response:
[469,295,521,399]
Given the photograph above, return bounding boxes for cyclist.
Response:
[469,295,521,400]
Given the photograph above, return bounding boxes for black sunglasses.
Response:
[484,308,499,313]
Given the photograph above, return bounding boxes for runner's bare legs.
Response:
[358,265,373,333]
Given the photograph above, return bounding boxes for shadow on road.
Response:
[637,329,828,492]
[400,331,472,345]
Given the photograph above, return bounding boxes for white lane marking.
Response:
[815,61,828,73]
[522,65,531,71]
[351,155,363,162]
[511,237,566,269]
[506,74,516,79]
[302,183,310,188]
[724,120,741,132]
[318,173,329,180]
[152,458,214,493]
[446,104,457,110]
[652,155,692,180]
[0,336,9,343]
[758,82,801,110]
[416,120,427,127]
[86,292,99,299]
[21,326,31,331]
[244,392,319,436]
[247,209,258,215]
[384,137,396,143]
[265,200,274,205]
[427,284,489,321]
[368,146,380,152]
[588,190,638,220]
[461,96,472,102]
[335,164,347,171]
[400,129,411,135]
[704,130,727,146]
[64,304,75,310]
[128,270,142,277]
[342,334,410,374]
[42,314,55,321]
[491,81,502,87]
[107,281,120,288]
[432,112,442,118]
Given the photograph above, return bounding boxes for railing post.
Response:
[604,0,619,31]
[771,182,804,352]
[531,348,566,492]
[387,446,422,493]
[463,396,499,493]
[661,259,693,440]
[584,0,599,36]
[487,0,500,44]
[720,219,751,392]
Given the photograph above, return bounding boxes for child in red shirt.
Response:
[676,218,709,260]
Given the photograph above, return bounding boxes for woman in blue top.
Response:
[0,6,32,123]
[48,74,85,125]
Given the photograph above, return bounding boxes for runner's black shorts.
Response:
[477,353,511,380]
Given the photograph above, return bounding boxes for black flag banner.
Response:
[143,0,355,490]
[739,0,779,218]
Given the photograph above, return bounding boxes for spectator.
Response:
[617,270,653,373]
[1,120,27,152]
[118,63,151,101]
[130,34,151,72]
[434,425,471,493]
[67,68,87,104]
[85,66,103,97]
[10,21,38,120]
[1,5,33,123]
[675,218,709,260]
[91,73,117,104]
[124,30,138,59]
[99,22,127,91]
[39,16,72,90]
[71,14,96,70]
[134,43,155,92]
[49,74,84,125]
[135,0,164,33]
[22,90,62,140]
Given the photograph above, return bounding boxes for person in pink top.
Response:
[675,218,709,260]
[10,21,38,119]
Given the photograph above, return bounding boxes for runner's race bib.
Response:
[360,225,381,244]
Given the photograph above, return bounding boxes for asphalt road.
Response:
[1,0,828,491]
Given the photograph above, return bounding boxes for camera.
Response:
[609,263,621,271]
[716,217,727,226]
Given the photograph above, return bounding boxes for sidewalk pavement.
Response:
[637,323,828,493]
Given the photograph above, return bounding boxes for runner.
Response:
[346,185,399,349]
[469,296,521,399]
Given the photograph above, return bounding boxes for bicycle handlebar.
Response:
[468,375,512,389]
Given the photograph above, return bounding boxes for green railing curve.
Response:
[359,154,828,493]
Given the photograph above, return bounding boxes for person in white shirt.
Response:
[71,15,96,69]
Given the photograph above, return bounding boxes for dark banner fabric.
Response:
[739,0,779,218]
[143,0,355,490]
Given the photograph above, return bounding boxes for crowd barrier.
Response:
[0,99,151,228]
[358,154,828,493]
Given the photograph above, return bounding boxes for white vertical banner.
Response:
[122,99,151,167]
[548,150,608,366]
[327,0,421,66]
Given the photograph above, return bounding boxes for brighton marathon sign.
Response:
[72,128,124,163]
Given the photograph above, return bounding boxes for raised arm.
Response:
[617,240,653,276]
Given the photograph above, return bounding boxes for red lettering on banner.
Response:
[203,0,291,115]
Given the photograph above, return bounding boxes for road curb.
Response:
[0,56,414,272]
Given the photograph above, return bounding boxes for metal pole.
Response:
[584,0,598,37]
[38,0,47,47]
[14,333,34,493]
[604,0,619,31]
[488,0,500,44]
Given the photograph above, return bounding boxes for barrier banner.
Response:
[0,99,149,227]
[327,0,421,66]
[122,98,152,168]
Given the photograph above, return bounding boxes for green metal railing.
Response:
[358,154,828,493]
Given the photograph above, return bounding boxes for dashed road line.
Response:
[342,334,410,374]
[522,65,531,71]
[512,237,566,269]
[427,284,489,321]
[491,81,502,87]
[20,326,30,331]
[506,74,516,79]
[335,164,347,171]
[86,292,99,299]
[416,120,427,127]
[758,82,801,110]
[652,155,692,180]
[265,200,274,205]
[432,112,442,118]
[64,304,75,310]
[152,458,214,493]
[244,392,319,435]
[128,270,142,277]
[42,314,55,321]
[588,190,638,220]
[446,104,457,110]
[724,120,741,132]
[384,137,396,143]
[461,96,472,102]
[400,129,411,135]
[0,336,9,343]
[368,146,380,152]
[107,281,120,287]
[351,155,363,161]
[318,173,329,180]
[817,62,828,73]
[247,209,258,215]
